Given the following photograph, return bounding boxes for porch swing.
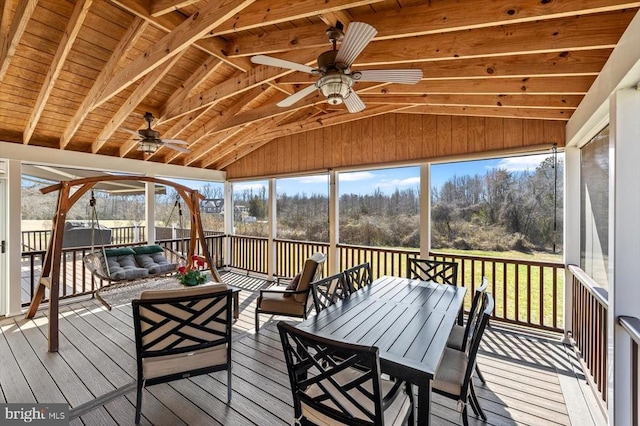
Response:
[25,175,222,352]
[83,192,184,284]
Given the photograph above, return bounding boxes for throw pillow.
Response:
[282,273,301,298]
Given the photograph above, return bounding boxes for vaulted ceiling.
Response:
[0,0,637,172]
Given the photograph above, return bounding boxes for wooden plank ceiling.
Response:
[0,0,637,172]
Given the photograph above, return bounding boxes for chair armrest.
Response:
[259,287,308,296]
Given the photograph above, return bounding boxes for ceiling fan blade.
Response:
[162,143,190,153]
[335,22,377,67]
[251,55,316,74]
[356,69,423,84]
[160,138,188,145]
[277,85,317,107]
[344,91,366,113]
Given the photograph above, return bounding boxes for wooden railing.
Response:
[227,235,268,273]
[335,245,564,331]
[275,239,330,277]
[338,243,418,278]
[21,232,565,332]
[568,264,609,407]
[20,235,226,306]
[618,315,640,425]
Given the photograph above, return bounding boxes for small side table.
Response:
[227,285,241,319]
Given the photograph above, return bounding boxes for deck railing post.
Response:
[328,170,339,275]
[609,88,640,425]
[267,178,276,280]
[563,146,580,343]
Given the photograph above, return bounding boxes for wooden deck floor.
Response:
[4,271,606,426]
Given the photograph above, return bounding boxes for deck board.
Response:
[3,271,606,426]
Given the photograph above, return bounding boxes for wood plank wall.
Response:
[224,114,565,179]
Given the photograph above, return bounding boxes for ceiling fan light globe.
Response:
[327,94,344,105]
[317,73,353,106]
[138,140,159,154]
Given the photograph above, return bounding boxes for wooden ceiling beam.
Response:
[91,51,185,154]
[396,105,573,120]
[150,82,263,162]
[0,0,13,43]
[180,87,266,165]
[360,94,582,109]
[360,75,596,95]
[353,10,635,66]
[249,104,412,145]
[0,0,37,82]
[149,0,200,17]
[23,0,93,145]
[202,114,293,168]
[159,56,223,122]
[165,47,323,121]
[225,1,639,57]
[277,49,611,83]
[108,0,252,72]
[200,107,323,168]
[212,0,383,36]
[60,17,148,149]
[94,0,255,109]
[318,10,351,28]
[210,107,342,169]
[210,93,325,136]
[182,127,245,166]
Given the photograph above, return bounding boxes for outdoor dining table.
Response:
[296,275,467,425]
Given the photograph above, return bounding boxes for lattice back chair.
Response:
[344,262,373,293]
[407,258,458,286]
[432,293,494,426]
[446,276,489,383]
[277,321,413,425]
[255,252,326,332]
[132,283,233,424]
[311,272,351,314]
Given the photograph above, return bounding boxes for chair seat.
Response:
[259,286,306,316]
[301,367,412,426]
[143,345,227,380]
[433,347,468,396]
[446,324,465,350]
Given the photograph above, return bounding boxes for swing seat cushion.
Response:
[105,254,149,280]
[97,248,148,280]
[134,250,178,275]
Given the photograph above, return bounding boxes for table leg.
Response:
[233,292,239,319]
[417,380,432,426]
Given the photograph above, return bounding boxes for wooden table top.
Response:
[297,275,466,385]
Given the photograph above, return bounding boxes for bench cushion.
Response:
[135,252,178,275]
[105,254,149,280]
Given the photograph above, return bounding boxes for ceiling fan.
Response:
[121,112,190,154]
[251,22,422,113]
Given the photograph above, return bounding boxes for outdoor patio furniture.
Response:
[132,283,233,424]
[254,252,326,332]
[297,275,466,424]
[407,258,458,286]
[344,262,373,292]
[278,321,414,425]
[84,245,183,283]
[432,292,495,426]
[310,272,351,314]
[446,276,489,384]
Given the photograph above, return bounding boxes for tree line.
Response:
[21,158,562,254]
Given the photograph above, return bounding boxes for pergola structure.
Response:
[1,1,640,424]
